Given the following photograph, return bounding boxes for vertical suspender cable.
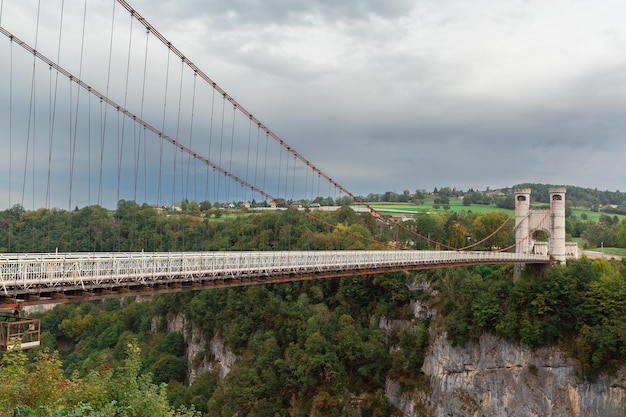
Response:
[254,125,260,204]
[292,155,296,202]
[244,116,252,204]
[156,46,172,250]
[304,162,309,204]
[277,145,282,202]
[45,0,65,211]
[227,104,236,204]
[203,84,216,247]
[284,146,289,200]
[21,0,41,229]
[100,0,117,207]
[70,0,87,214]
[77,2,89,186]
[186,72,198,202]
[138,28,150,205]
[31,10,39,215]
[205,87,215,205]
[263,133,269,203]
[46,64,52,210]
[67,76,73,250]
[172,59,185,211]
[117,13,134,208]
[119,13,134,250]
[88,93,94,249]
[317,174,321,202]
[172,59,185,251]
[216,95,226,204]
[115,107,121,249]
[158,46,171,209]
[98,94,105,207]
[7,34,12,251]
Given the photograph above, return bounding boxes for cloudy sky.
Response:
[135,0,626,192]
[1,0,625,208]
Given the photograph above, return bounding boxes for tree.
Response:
[0,342,28,409]
[581,222,615,248]
[471,212,514,249]
[615,218,626,248]
[495,194,515,210]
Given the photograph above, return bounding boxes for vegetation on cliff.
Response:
[0,189,625,415]
[432,258,626,379]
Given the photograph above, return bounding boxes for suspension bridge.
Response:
[0,0,571,331]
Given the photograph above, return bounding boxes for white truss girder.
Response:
[0,251,549,297]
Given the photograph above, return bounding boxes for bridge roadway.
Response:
[0,250,549,306]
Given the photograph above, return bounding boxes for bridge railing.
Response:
[0,251,549,298]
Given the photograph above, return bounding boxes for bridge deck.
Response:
[0,251,549,306]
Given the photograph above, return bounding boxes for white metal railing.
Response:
[0,251,549,296]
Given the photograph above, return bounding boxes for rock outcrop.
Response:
[158,304,625,415]
[154,312,236,384]
[388,330,625,416]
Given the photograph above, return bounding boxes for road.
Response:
[582,251,622,260]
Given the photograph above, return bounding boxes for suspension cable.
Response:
[458,214,511,250]
[0,26,402,250]
[113,0,429,242]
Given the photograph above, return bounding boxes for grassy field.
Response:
[358,199,512,216]
[570,207,625,222]
[361,199,624,222]
[586,247,626,256]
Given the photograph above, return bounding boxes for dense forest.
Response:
[0,189,625,416]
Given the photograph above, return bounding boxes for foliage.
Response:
[4,190,626,413]
[432,258,626,379]
[0,342,200,417]
[29,272,424,415]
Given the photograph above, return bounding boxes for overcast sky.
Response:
[1,0,625,208]
[135,0,626,193]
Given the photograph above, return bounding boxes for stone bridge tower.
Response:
[514,187,578,264]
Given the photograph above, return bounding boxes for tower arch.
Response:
[514,187,577,263]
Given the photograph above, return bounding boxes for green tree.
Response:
[581,222,615,248]
[0,342,28,410]
[471,211,513,249]
[615,218,626,248]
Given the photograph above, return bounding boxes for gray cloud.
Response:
[1,0,625,210]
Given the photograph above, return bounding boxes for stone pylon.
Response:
[514,187,568,264]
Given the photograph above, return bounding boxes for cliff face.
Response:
[162,306,625,416]
[389,330,626,416]
[154,312,236,384]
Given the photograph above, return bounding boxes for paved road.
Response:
[582,250,622,260]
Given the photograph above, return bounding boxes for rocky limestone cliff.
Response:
[156,307,624,415]
[153,312,236,384]
[388,330,625,416]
